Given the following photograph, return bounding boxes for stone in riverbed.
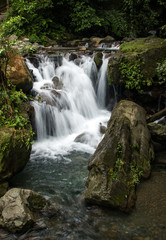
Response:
[0,188,47,233]
[84,100,154,212]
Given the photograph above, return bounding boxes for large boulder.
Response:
[0,125,32,184]
[6,52,33,92]
[84,100,154,212]
[0,188,47,233]
[107,37,166,112]
[108,37,166,86]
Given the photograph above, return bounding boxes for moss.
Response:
[94,52,103,69]
[120,37,166,53]
[0,126,32,182]
[108,37,166,91]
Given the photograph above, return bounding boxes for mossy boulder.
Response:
[108,37,166,87]
[6,52,33,92]
[94,52,103,69]
[84,100,154,212]
[0,125,32,184]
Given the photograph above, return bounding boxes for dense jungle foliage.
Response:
[1,0,166,43]
[0,38,32,133]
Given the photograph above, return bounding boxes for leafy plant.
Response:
[110,142,126,181]
[0,36,34,149]
[156,59,166,85]
[129,165,143,186]
[120,59,146,92]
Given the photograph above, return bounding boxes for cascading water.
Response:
[97,55,109,108]
[26,54,110,156]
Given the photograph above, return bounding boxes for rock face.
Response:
[7,52,33,92]
[0,125,32,184]
[0,188,47,233]
[107,37,166,112]
[84,100,154,212]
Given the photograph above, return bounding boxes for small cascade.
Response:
[97,55,109,108]
[27,54,111,154]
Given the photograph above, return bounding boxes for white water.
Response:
[97,55,109,108]
[26,55,111,158]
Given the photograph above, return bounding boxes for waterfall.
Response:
[26,54,111,156]
[97,56,109,108]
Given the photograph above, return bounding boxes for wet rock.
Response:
[94,52,103,69]
[39,91,57,106]
[52,76,63,90]
[148,123,166,144]
[40,83,54,90]
[69,53,77,62]
[102,36,115,42]
[0,126,32,183]
[74,132,93,144]
[84,100,154,212]
[99,123,106,134]
[90,37,104,47]
[0,188,47,233]
[6,52,33,92]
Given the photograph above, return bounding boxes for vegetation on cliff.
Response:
[0,37,33,195]
[1,0,166,43]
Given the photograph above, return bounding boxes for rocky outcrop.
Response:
[84,100,154,212]
[0,188,47,233]
[0,126,32,184]
[107,37,166,112]
[7,52,33,92]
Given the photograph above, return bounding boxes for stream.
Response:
[6,52,166,240]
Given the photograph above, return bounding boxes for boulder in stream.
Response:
[0,188,47,233]
[84,100,154,212]
[0,126,32,184]
[52,76,63,90]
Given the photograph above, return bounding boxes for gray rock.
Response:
[74,132,93,144]
[102,36,115,42]
[9,35,18,42]
[84,100,154,212]
[52,76,63,90]
[99,123,106,134]
[0,188,47,233]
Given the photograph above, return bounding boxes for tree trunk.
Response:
[147,108,166,123]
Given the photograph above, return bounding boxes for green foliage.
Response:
[0,37,33,145]
[129,165,143,186]
[100,10,128,38]
[19,43,37,55]
[70,1,102,32]
[0,37,17,79]
[1,0,54,43]
[156,59,166,85]
[123,0,159,37]
[0,84,29,129]
[120,59,147,92]
[110,143,126,181]
[1,0,166,42]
